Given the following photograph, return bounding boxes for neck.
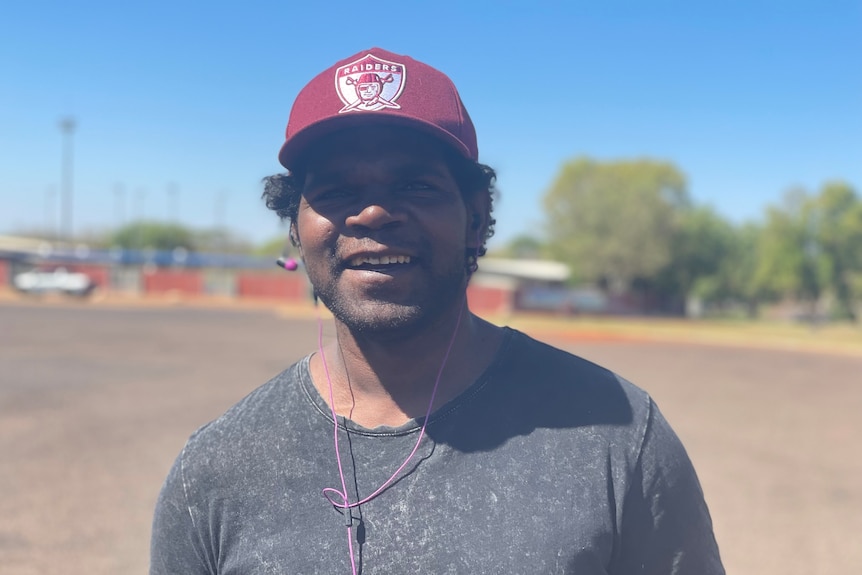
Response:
[310,304,503,428]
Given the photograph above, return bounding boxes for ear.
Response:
[288,221,301,250]
[464,192,490,249]
[288,221,308,266]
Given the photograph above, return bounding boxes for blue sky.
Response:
[2,0,859,249]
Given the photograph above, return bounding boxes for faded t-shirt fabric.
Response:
[150,328,724,574]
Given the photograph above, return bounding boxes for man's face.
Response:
[295,125,479,337]
[357,82,380,102]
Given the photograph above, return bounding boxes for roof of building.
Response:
[477,258,570,282]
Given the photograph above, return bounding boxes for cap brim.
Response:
[278,114,474,171]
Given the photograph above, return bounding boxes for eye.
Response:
[399,181,438,196]
[307,187,353,204]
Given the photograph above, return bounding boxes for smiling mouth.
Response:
[348,255,413,267]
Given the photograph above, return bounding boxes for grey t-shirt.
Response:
[150,328,724,574]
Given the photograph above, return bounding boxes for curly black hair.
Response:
[261,153,497,256]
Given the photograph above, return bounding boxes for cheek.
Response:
[450,214,473,245]
[296,209,339,253]
[433,218,473,258]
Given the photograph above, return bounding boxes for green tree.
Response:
[807,182,862,320]
[543,157,689,294]
[255,235,293,257]
[652,206,738,313]
[193,227,253,254]
[721,223,772,316]
[674,221,772,317]
[109,221,196,251]
[492,234,548,260]
[752,183,862,321]
[754,189,826,316]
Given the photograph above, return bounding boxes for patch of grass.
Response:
[494,313,862,357]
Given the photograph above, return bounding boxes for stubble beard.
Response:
[313,256,469,340]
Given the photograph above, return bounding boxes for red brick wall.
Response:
[142,269,204,295]
[467,284,513,315]
[236,273,308,301]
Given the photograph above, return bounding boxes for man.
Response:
[150,47,724,574]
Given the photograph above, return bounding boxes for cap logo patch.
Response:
[335,54,406,114]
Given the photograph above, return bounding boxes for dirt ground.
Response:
[1,301,860,574]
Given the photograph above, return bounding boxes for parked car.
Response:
[13,267,96,297]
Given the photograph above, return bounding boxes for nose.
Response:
[345,203,406,231]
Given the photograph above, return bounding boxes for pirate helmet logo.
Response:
[335,54,406,113]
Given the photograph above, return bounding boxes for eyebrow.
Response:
[305,161,453,188]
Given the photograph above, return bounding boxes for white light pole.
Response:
[58,117,77,242]
[44,185,57,238]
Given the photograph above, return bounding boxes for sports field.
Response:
[1,300,860,574]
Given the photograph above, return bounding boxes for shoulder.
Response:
[498,331,705,492]
[492,328,652,426]
[439,329,653,456]
[492,331,706,507]
[178,357,313,476]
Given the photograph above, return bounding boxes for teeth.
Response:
[350,255,412,266]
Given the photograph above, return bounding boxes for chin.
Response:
[327,299,427,335]
[323,287,467,339]
[315,264,469,337]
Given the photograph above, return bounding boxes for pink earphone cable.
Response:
[317,296,467,575]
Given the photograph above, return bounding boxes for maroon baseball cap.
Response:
[278,47,478,170]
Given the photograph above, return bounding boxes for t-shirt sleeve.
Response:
[150,447,214,575]
[615,398,725,575]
